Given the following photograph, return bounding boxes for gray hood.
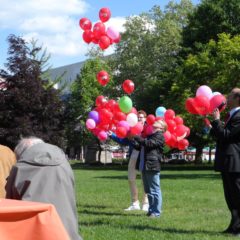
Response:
[18,143,66,166]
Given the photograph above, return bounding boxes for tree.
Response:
[0,35,65,149]
[65,53,114,158]
[111,0,194,114]
[170,33,240,162]
[182,0,240,54]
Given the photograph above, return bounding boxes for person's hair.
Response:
[14,137,44,159]
[137,110,147,118]
[232,88,240,104]
[160,120,168,132]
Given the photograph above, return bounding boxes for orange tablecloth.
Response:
[0,199,70,240]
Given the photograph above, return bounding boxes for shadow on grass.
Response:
[71,162,215,172]
[94,173,221,180]
[79,219,220,236]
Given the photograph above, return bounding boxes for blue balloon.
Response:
[155,106,166,117]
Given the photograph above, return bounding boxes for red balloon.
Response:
[164,109,175,120]
[209,94,226,113]
[113,111,127,122]
[146,114,156,125]
[79,18,92,30]
[167,134,177,148]
[178,139,189,150]
[82,30,93,44]
[99,108,113,124]
[174,116,184,125]
[122,79,134,94]
[185,126,190,137]
[105,99,117,111]
[130,122,143,135]
[194,95,210,115]
[95,95,107,107]
[145,125,153,136]
[175,125,187,137]
[185,98,198,114]
[99,35,111,50]
[129,107,138,114]
[92,37,100,44]
[116,126,127,138]
[93,22,106,39]
[166,119,176,133]
[99,7,111,22]
[97,70,110,86]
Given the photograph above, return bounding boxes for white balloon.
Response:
[126,113,138,127]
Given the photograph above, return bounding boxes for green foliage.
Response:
[182,0,240,54]
[66,56,114,146]
[0,35,65,148]
[111,0,194,114]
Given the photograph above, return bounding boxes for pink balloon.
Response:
[163,131,171,142]
[98,130,108,141]
[196,85,212,99]
[106,26,120,40]
[86,119,96,129]
[117,120,130,132]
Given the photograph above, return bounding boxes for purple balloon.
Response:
[88,110,99,123]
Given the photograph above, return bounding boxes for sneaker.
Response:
[148,213,160,218]
[124,201,141,211]
[142,203,149,212]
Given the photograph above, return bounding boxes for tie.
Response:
[224,112,230,127]
[139,146,145,171]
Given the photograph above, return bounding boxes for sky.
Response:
[0,0,200,69]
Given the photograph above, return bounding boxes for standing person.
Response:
[131,119,166,217]
[110,110,149,211]
[5,137,82,240]
[210,88,240,235]
[0,145,16,198]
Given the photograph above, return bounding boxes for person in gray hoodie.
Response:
[5,137,82,240]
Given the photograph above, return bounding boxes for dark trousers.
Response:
[221,172,240,232]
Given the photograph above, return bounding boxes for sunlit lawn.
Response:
[73,163,236,240]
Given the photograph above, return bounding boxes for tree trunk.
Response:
[208,146,212,164]
[195,145,204,164]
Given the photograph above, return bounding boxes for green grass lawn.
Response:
[73,163,236,240]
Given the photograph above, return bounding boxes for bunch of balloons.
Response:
[85,95,142,141]
[185,85,226,116]
[79,7,121,50]
[153,107,190,150]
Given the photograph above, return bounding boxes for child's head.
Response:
[152,120,167,133]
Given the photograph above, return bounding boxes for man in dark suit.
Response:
[211,88,240,236]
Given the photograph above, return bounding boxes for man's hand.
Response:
[212,108,220,120]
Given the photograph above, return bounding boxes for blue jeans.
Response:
[142,171,162,216]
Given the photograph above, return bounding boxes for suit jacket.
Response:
[211,109,240,172]
[0,145,16,198]
[5,143,82,240]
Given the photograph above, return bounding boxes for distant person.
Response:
[109,110,149,211]
[0,144,16,198]
[210,88,240,235]
[5,137,82,240]
[131,119,166,217]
